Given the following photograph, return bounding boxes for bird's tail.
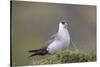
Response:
[28,49,41,52]
[28,48,48,57]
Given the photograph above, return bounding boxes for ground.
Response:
[32,49,96,65]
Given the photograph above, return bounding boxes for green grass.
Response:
[32,50,96,65]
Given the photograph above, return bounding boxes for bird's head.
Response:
[59,20,68,29]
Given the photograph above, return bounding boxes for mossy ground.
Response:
[32,50,96,65]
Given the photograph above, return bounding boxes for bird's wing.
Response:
[28,34,57,57]
[43,34,57,49]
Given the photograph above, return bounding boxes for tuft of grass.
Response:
[32,50,96,65]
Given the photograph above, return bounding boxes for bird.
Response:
[28,20,70,57]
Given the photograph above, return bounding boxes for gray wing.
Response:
[28,34,57,57]
[43,34,57,49]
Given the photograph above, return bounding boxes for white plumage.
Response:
[47,21,70,54]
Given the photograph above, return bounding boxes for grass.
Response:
[32,49,96,65]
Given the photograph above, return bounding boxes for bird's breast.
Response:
[47,29,70,54]
[58,30,70,41]
[47,37,70,54]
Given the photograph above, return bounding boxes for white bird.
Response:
[28,20,70,57]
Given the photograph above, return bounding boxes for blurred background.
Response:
[11,1,96,66]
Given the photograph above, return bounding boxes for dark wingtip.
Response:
[28,54,35,58]
[28,50,33,52]
[28,49,40,52]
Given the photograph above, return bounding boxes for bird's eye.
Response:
[62,22,65,24]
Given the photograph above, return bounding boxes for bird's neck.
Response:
[58,27,67,32]
[58,27,70,41]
